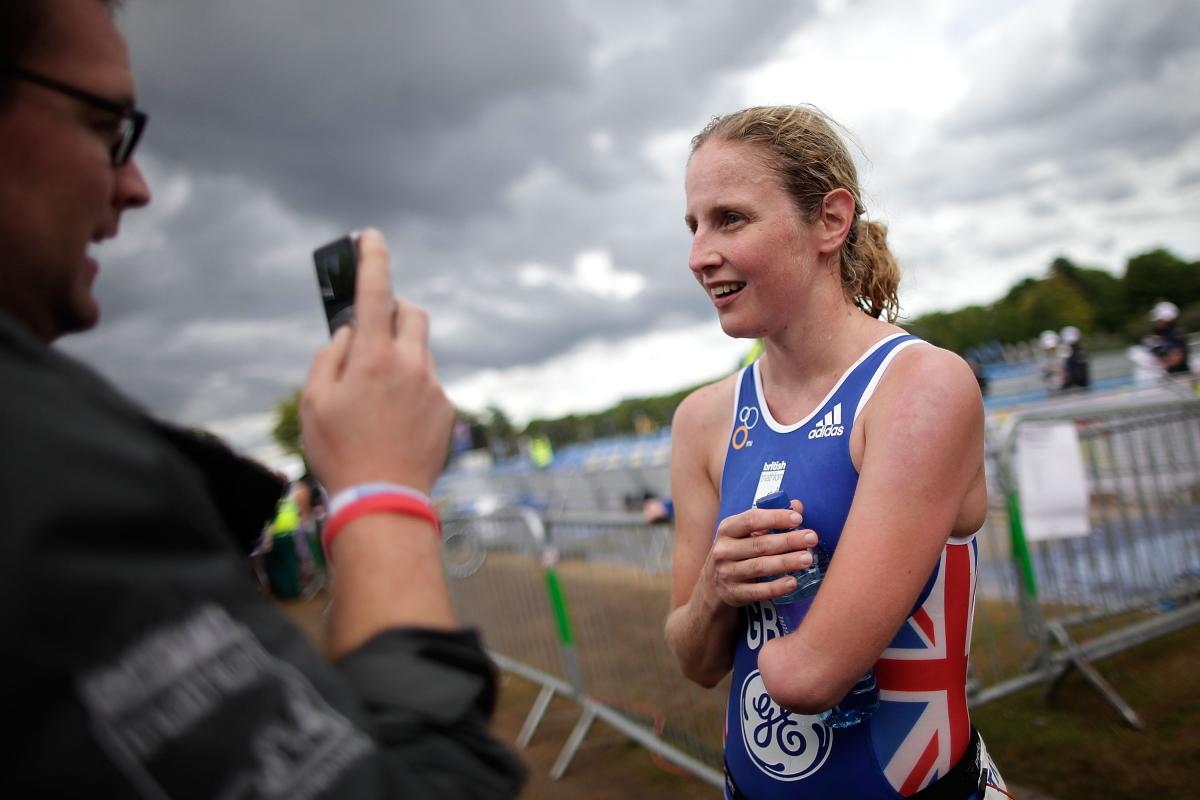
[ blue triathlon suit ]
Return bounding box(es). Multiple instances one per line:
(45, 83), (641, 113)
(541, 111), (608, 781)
(718, 333), (992, 799)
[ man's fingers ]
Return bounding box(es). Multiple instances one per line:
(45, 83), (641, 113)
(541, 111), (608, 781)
(392, 298), (430, 350)
(307, 324), (353, 388)
(351, 228), (394, 339)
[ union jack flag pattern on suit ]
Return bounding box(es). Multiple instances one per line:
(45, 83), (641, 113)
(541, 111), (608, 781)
(873, 540), (976, 794)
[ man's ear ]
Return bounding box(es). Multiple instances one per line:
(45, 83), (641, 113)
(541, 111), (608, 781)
(815, 188), (855, 255)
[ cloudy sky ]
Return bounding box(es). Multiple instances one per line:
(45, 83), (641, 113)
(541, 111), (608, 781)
(63, 0), (1200, 465)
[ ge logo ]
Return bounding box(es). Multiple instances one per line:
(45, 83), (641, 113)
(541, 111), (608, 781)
(739, 671), (832, 781)
(732, 406), (759, 450)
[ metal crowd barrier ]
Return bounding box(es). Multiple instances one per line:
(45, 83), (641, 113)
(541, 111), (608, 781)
(442, 508), (724, 786)
(441, 391), (1200, 784)
(981, 392), (1200, 726)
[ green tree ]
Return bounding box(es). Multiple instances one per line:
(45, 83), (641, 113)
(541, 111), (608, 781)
(1019, 274), (1093, 334)
(272, 388), (302, 456)
(483, 405), (518, 457)
(1052, 257), (1124, 333)
(1123, 249), (1200, 317)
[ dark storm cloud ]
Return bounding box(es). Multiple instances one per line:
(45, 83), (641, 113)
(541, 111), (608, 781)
(62, 0), (814, 425)
(1177, 168), (1200, 190)
(911, 0), (1200, 209)
(431, 275), (710, 375)
(947, 0), (1198, 142)
(1025, 199), (1060, 218)
(58, 0), (1195, 433)
(121, 0), (592, 224)
(122, 0), (812, 226)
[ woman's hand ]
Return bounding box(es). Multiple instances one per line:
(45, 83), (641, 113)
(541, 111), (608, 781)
(703, 500), (819, 607)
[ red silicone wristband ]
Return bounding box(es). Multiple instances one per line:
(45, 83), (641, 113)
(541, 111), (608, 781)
(321, 492), (442, 557)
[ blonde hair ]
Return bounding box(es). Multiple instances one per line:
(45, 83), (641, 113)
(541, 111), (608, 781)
(691, 105), (901, 322)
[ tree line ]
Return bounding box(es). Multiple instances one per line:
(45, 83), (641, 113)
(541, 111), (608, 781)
(274, 247), (1197, 458)
(906, 248), (1199, 358)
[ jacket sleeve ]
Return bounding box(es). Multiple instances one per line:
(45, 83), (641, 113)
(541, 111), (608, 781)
(331, 627), (528, 798)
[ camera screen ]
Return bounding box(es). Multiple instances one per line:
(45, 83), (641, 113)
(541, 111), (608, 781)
(313, 236), (357, 333)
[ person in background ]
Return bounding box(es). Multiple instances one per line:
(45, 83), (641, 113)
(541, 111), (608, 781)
(0, 1), (524, 795)
(1147, 300), (1190, 375)
(642, 492), (675, 524)
(664, 105), (1005, 799)
(1059, 325), (1090, 391)
(1038, 329), (1061, 391)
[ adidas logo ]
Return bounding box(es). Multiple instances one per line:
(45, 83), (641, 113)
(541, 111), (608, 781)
(808, 403), (845, 440)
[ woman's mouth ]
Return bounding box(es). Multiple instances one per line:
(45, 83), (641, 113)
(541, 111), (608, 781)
(710, 281), (746, 301)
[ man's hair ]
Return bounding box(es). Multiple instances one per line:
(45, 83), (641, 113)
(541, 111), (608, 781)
(1, 1), (122, 102)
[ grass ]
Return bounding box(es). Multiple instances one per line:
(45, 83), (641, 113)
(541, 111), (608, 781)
(971, 623), (1200, 799)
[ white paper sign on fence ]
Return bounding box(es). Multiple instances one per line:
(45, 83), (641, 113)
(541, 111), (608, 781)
(1014, 422), (1091, 541)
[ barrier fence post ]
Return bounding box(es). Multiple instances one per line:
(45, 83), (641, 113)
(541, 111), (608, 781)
(1005, 490), (1038, 601)
(999, 419), (1048, 663)
(1004, 488), (1046, 654)
(515, 507), (603, 778)
(541, 546), (582, 693)
(537, 533), (598, 780)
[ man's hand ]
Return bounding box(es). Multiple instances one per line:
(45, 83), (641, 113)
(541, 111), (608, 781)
(300, 229), (453, 496)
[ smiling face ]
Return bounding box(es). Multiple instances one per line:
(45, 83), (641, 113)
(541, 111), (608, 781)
(684, 138), (820, 340)
(0, 0), (151, 341)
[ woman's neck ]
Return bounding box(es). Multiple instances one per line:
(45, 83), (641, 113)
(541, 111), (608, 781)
(756, 298), (897, 425)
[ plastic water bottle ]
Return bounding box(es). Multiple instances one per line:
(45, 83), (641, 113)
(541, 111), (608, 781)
(820, 670), (880, 728)
(754, 490), (879, 728)
(753, 490), (823, 604)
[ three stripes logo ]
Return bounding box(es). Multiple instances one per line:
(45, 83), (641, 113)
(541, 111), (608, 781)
(808, 403), (845, 440)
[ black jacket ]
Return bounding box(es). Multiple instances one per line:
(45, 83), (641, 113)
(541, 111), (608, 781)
(0, 313), (525, 798)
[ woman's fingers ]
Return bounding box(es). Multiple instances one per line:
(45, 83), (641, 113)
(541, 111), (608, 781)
(716, 507), (804, 539)
(713, 528), (816, 563)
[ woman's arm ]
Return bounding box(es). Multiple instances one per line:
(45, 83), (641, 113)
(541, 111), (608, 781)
(664, 380), (817, 687)
(758, 346), (985, 713)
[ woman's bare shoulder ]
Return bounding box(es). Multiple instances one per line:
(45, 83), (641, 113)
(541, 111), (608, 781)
(888, 342), (981, 404)
(673, 371), (740, 437)
(858, 340), (984, 458)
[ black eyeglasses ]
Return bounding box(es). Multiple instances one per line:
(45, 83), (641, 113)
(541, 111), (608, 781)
(2, 63), (147, 166)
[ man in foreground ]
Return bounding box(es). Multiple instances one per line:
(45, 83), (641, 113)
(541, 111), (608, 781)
(0, 1), (524, 795)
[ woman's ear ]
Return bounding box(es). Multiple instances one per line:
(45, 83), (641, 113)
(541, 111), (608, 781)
(815, 188), (856, 255)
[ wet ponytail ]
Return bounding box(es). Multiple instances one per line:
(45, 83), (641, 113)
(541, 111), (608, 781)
(844, 219), (900, 321)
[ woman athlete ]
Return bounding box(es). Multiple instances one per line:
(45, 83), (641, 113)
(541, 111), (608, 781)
(664, 106), (1010, 799)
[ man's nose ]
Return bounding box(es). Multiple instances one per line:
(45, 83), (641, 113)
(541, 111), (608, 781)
(116, 158), (152, 210)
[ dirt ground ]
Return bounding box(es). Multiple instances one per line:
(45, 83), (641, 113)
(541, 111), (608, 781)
(490, 675), (717, 799)
(278, 554), (1069, 800)
(278, 591), (714, 798)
